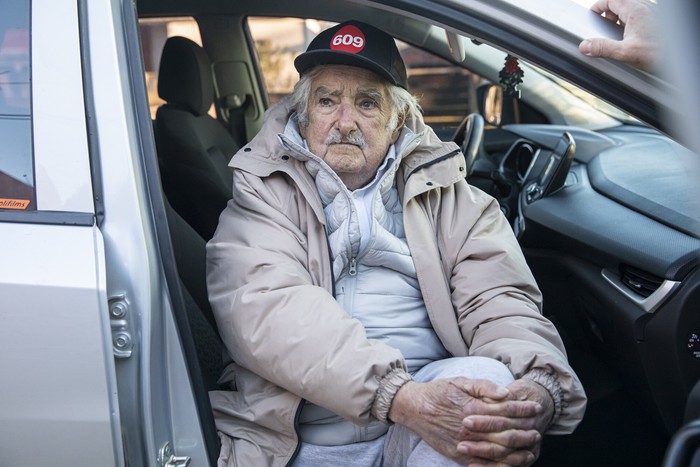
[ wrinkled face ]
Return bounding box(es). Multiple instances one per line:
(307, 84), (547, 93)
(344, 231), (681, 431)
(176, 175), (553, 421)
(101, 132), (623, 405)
(299, 65), (401, 190)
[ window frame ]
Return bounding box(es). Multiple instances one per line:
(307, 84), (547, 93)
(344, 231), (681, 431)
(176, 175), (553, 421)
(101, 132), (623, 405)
(0, 0), (95, 225)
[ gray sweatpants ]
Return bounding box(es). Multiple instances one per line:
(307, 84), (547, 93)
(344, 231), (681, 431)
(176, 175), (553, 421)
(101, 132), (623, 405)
(291, 356), (514, 466)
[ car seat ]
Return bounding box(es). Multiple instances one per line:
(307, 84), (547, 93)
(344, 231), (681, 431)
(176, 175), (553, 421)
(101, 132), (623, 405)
(164, 197), (225, 391)
(154, 36), (238, 240)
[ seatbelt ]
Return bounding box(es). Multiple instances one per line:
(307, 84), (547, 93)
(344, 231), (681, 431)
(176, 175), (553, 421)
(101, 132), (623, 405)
(220, 93), (251, 148)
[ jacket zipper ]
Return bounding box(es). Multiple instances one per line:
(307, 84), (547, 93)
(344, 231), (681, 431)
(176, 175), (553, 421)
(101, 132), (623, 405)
(348, 257), (357, 276)
(286, 225), (336, 467)
(284, 399), (305, 467)
(405, 148), (461, 179)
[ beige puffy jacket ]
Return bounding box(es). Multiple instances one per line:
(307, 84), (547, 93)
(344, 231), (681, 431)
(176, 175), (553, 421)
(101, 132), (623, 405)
(206, 99), (587, 467)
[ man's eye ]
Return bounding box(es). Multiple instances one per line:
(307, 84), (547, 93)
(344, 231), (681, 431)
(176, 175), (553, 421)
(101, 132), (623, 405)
(319, 98), (333, 106)
(360, 99), (377, 109)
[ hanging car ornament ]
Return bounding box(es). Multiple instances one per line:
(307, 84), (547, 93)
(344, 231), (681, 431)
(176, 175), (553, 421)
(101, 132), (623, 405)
(499, 54), (524, 98)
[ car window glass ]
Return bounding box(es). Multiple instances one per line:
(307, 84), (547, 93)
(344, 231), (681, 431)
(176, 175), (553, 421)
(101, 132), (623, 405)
(138, 17), (207, 119)
(0, 0), (34, 211)
(542, 68), (640, 124)
(247, 17), (489, 138)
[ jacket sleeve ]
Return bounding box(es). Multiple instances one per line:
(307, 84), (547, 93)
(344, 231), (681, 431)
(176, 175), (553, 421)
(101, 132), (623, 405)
(437, 181), (587, 434)
(206, 169), (407, 424)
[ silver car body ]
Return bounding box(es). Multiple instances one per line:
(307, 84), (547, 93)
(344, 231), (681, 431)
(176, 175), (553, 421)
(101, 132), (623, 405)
(0, 0), (697, 465)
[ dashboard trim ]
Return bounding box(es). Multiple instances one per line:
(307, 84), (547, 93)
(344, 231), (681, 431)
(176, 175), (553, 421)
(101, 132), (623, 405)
(601, 268), (681, 314)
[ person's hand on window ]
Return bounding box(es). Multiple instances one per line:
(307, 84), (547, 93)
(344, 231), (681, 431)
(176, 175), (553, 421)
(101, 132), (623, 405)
(579, 0), (658, 71)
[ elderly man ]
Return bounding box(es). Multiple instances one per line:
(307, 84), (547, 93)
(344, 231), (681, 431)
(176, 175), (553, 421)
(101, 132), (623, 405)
(207, 20), (586, 466)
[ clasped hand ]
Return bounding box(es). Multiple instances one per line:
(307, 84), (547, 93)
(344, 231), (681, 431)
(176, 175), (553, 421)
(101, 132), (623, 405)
(389, 377), (554, 466)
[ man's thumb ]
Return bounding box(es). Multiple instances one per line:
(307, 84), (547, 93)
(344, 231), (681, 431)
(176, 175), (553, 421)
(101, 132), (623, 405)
(579, 38), (622, 60)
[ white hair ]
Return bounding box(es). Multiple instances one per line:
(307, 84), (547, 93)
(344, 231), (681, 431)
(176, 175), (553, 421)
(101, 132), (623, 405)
(288, 66), (422, 132)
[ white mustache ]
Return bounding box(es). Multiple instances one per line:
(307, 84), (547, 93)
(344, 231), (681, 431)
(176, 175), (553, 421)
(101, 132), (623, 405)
(325, 131), (366, 148)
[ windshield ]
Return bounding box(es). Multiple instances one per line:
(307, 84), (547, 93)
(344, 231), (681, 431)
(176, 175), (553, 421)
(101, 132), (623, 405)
(425, 0), (641, 129)
(448, 29), (623, 130)
(540, 69), (642, 125)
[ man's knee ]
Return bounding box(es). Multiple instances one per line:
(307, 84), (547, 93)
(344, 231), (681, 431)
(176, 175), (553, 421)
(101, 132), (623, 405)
(413, 356), (514, 386)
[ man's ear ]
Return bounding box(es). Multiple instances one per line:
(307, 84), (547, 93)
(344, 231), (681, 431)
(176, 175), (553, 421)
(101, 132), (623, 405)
(296, 114), (308, 139)
(391, 112), (406, 143)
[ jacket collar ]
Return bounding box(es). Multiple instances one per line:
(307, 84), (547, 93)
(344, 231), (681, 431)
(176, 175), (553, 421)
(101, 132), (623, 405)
(231, 96), (464, 196)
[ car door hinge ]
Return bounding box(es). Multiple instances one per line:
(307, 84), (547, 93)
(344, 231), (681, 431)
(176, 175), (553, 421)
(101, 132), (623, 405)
(158, 442), (191, 467)
(109, 295), (133, 358)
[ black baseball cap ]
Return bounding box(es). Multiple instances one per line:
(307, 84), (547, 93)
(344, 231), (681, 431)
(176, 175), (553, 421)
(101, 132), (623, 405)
(294, 20), (408, 90)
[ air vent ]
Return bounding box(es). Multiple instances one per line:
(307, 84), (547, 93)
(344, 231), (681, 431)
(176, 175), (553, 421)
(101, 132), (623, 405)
(619, 265), (663, 298)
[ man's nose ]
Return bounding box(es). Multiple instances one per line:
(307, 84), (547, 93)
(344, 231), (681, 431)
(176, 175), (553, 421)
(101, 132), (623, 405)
(335, 103), (358, 133)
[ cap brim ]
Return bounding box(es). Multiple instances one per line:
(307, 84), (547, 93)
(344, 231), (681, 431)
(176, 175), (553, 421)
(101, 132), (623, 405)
(294, 50), (400, 87)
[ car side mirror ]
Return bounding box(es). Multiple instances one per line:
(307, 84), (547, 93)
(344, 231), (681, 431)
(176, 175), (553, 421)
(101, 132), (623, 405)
(477, 84), (503, 127)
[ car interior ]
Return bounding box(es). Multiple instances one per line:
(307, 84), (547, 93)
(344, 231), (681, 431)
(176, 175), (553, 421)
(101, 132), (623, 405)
(132, 1), (700, 465)
(155, 35), (240, 241)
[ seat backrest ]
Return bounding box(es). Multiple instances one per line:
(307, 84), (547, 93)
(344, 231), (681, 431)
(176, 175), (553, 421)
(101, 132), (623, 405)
(164, 197), (224, 391)
(155, 36), (238, 240)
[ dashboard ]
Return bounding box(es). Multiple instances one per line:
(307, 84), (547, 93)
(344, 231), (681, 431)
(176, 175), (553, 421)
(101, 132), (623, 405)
(494, 124), (699, 280)
(471, 123), (700, 434)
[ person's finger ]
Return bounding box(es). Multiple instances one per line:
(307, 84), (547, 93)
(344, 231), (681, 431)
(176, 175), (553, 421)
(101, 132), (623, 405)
(466, 454), (538, 467)
(456, 378), (510, 401)
(457, 397), (541, 422)
(579, 37), (626, 61)
(590, 0), (612, 15)
(473, 399), (542, 420)
(461, 424), (541, 448)
(466, 462), (524, 467)
(463, 414), (538, 432)
(457, 440), (537, 466)
(604, 10), (621, 24)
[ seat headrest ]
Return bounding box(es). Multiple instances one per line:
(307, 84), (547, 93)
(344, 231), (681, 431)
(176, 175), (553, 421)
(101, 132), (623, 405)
(157, 36), (214, 116)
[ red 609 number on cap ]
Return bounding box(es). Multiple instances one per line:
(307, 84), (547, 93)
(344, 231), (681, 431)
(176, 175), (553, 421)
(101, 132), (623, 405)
(330, 25), (366, 53)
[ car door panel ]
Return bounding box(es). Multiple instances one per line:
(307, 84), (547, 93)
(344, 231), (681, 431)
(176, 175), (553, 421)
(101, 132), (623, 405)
(0, 222), (122, 466)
